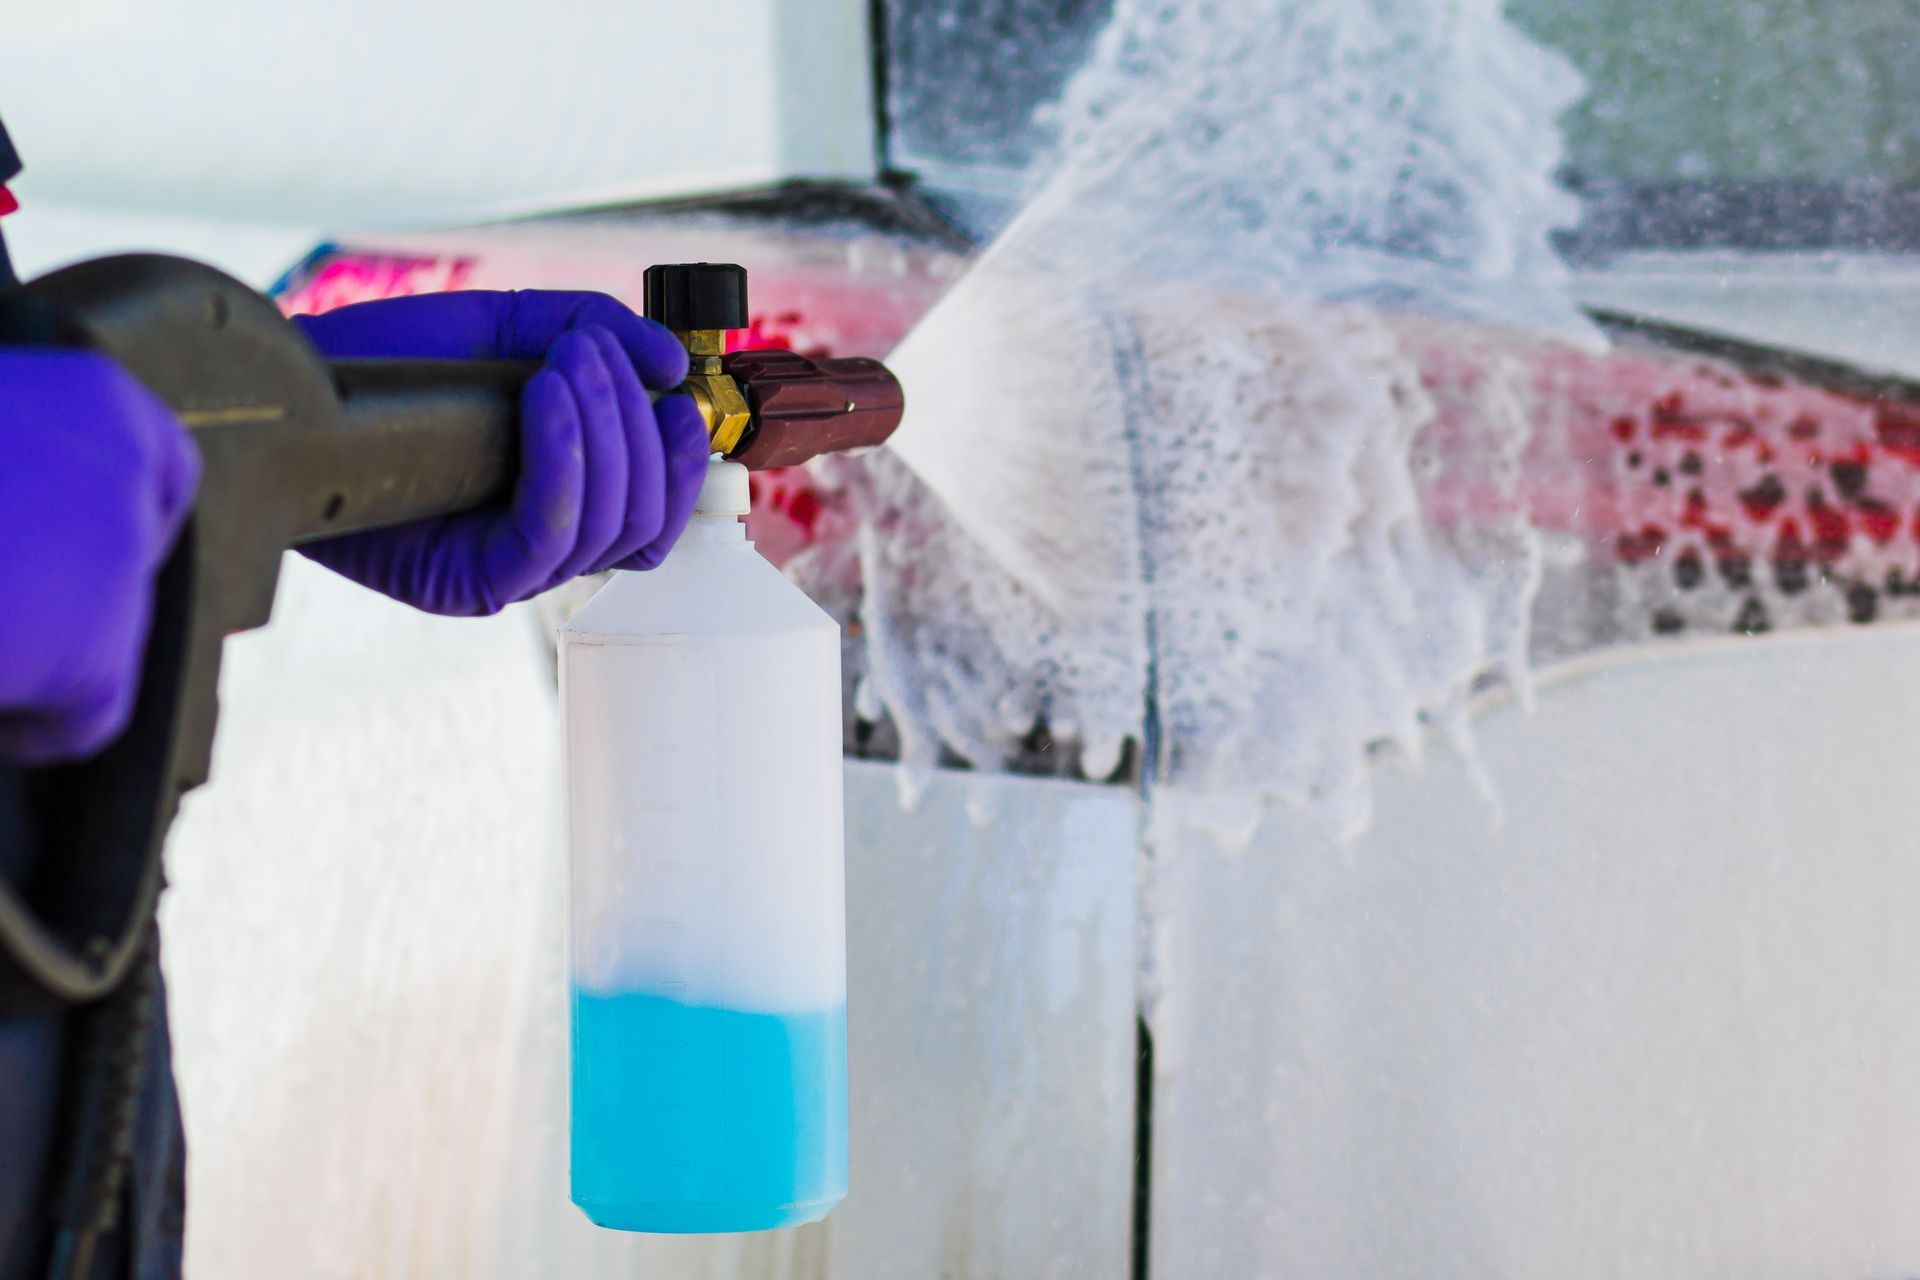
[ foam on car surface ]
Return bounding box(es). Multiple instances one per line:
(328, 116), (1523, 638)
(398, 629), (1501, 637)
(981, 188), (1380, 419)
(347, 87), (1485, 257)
(850, 0), (1593, 838)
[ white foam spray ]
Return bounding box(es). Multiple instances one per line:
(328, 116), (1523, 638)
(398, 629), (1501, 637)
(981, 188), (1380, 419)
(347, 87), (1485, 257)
(841, 0), (1595, 838)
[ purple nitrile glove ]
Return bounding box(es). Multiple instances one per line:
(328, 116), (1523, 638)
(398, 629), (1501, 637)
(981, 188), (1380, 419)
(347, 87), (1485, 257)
(0, 348), (200, 766)
(293, 290), (710, 616)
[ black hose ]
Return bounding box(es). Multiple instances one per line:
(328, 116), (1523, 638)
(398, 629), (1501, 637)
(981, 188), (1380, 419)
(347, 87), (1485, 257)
(43, 924), (159, 1280)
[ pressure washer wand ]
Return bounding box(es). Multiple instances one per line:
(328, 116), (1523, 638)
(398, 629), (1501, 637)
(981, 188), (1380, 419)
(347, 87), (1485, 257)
(0, 253), (901, 1276)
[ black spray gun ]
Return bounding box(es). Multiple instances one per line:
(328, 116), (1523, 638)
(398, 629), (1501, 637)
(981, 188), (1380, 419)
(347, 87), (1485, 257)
(0, 240), (902, 1274)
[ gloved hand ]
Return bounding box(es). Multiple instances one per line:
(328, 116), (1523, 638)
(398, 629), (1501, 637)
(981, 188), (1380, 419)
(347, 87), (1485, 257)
(0, 348), (199, 765)
(294, 290), (710, 616)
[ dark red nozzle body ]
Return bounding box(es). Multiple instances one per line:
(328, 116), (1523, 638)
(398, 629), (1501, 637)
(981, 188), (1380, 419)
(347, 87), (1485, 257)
(725, 349), (906, 470)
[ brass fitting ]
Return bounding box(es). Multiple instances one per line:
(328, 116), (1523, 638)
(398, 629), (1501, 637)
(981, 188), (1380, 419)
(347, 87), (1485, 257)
(676, 329), (751, 455)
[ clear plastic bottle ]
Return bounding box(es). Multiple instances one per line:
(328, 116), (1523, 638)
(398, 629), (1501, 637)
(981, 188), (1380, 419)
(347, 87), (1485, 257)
(560, 459), (847, 1233)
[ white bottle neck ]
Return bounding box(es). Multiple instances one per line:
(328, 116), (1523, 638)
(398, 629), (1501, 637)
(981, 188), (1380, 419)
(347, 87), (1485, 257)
(678, 513), (749, 546)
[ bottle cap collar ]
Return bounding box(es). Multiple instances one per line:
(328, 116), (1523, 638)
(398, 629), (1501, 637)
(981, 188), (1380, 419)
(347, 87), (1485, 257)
(694, 458), (750, 516)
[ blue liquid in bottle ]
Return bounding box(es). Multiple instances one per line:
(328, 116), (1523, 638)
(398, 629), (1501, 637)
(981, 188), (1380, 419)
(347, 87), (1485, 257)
(571, 988), (848, 1233)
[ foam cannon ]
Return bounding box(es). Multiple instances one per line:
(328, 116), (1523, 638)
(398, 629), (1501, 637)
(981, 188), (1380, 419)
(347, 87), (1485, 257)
(641, 261), (902, 467)
(0, 254), (902, 1270)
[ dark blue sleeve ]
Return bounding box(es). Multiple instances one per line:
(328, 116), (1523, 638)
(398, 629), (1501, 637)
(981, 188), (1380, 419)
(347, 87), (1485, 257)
(0, 113), (19, 185)
(0, 980), (185, 1280)
(0, 772), (182, 1279)
(0, 725), (64, 1276)
(0, 111), (19, 285)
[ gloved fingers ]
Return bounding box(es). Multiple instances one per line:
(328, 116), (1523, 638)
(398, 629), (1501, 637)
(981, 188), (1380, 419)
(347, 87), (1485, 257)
(0, 351), (192, 764)
(291, 291), (688, 393)
(497, 292), (689, 392)
(577, 326), (668, 572)
(284, 289), (703, 619)
(292, 293), (509, 360)
(486, 366), (589, 608)
(540, 329), (631, 588)
(614, 393), (711, 571)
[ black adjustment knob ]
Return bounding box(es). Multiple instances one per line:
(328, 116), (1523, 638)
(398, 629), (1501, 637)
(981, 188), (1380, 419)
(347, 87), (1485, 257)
(642, 262), (748, 331)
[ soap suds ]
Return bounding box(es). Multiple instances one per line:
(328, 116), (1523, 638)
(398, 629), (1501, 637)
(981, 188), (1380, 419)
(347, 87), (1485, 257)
(837, 0), (1595, 837)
